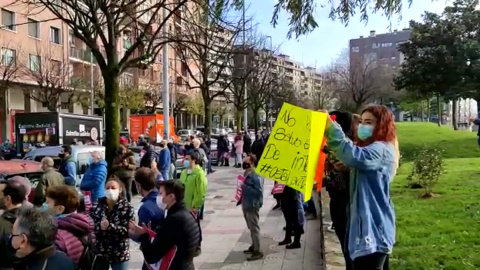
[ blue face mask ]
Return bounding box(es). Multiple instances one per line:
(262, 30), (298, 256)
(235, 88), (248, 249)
(88, 157), (94, 164)
(40, 203), (49, 212)
(357, 124), (374, 141)
(183, 160), (190, 168)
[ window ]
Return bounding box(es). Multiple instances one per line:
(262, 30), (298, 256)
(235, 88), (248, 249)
(29, 54), (41, 72)
(1, 48), (16, 66)
(381, 42), (393, 48)
(351, 46), (360, 52)
(123, 73), (133, 87)
(51, 60), (62, 76)
(372, 43), (378, 49)
(50, 26), (61, 44)
(1, 9), (15, 31)
(28, 18), (39, 38)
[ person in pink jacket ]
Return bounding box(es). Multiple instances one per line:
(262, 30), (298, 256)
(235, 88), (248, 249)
(44, 185), (94, 265)
(234, 135), (244, 168)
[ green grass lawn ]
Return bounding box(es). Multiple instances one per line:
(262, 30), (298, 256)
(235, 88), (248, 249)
(396, 122), (480, 161)
(391, 123), (480, 269)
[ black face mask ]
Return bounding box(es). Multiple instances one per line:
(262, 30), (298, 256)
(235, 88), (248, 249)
(58, 153), (65, 159)
(8, 235), (20, 255)
(242, 162), (251, 170)
(159, 144), (165, 148)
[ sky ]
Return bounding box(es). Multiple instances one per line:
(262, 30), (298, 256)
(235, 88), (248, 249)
(246, 0), (453, 68)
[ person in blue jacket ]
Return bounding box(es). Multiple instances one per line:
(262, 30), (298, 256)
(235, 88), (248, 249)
(80, 151), (107, 203)
(324, 105), (399, 270)
(156, 140), (171, 180)
(134, 167), (164, 231)
(58, 145), (77, 186)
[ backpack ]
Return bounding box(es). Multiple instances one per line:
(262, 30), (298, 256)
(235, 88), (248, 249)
(193, 149), (206, 169)
(76, 235), (107, 270)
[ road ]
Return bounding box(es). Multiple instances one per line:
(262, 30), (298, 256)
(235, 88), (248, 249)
(128, 166), (322, 270)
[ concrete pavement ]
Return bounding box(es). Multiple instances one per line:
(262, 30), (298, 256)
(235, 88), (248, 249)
(128, 166), (323, 270)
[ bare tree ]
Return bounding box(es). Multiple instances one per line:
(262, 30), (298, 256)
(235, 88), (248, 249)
(22, 47), (83, 112)
(15, 0), (189, 165)
(308, 72), (336, 110)
(330, 50), (386, 112)
(174, 1), (244, 138)
(247, 47), (277, 134)
(0, 41), (22, 141)
(141, 83), (163, 114)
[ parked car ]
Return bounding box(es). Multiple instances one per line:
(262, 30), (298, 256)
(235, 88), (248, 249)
(177, 129), (195, 136)
(0, 159), (45, 202)
(23, 145), (106, 188)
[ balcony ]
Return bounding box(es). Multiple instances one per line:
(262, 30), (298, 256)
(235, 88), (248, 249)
(70, 47), (96, 64)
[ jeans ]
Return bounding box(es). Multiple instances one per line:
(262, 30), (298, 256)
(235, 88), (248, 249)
(352, 252), (388, 270)
(236, 153), (242, 165)
(170, 163), (176, 180)
(243, 208), (261, 252)
(161, 170), (169, 181)
(120, 177), (133, 202)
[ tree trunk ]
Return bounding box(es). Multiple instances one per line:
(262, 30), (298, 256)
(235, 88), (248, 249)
(264, 105), (270, 132)
(103, 72), (120, 173)
(436, 93), (441, 127)
(426, 98), (431, 122)
(252, 108), (259, 135)
(236, 108), (242, 133)
(420, 102), (425, 122)
(0, 88), (8, 142)
(203, 99), (212, 139)
(452, 98), (458, 130)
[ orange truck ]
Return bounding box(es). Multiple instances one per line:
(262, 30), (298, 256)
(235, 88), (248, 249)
(130, 114), (179, 143)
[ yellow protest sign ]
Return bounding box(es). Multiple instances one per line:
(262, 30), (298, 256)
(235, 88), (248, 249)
(257, 103), (327, 201)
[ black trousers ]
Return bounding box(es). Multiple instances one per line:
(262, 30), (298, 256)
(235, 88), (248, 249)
(280, 199), (304, 236)
(352, 252), (389, 270)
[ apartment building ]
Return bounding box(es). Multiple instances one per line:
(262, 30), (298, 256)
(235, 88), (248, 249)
(0, 1), (188, 141)
(234, 49), (323, 97)
(349, 29), (411, 70)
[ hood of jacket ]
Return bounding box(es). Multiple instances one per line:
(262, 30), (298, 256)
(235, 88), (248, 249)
(1, 207), (19, 224)
(57, 213), (94, 237)
(184, 165), (204, 176)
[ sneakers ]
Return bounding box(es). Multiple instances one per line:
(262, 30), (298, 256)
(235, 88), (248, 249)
(247, 251), (264, 261)
(243, 246), (254, 254)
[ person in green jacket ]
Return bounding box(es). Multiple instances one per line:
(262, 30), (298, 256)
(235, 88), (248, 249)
(34, 157), (65, 206)
(179, 152), (207, 257)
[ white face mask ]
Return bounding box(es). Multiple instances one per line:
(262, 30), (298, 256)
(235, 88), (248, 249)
(105, 189), (119, 201)
(156, 195), (167, 210)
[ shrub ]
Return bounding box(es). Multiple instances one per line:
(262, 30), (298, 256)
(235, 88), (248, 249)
(406, 148), (444, 198)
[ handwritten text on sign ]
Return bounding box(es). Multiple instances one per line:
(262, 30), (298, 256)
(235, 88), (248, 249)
(257, 103), (327, 201)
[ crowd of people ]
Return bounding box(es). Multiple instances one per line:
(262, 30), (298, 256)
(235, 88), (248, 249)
(0, 104), (398, 270)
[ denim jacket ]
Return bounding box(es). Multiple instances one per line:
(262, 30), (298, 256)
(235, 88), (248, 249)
(326, 122), (396, 260)
(241, 170), (263, 210)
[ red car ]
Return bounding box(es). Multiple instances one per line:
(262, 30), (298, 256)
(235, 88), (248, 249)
(0, 160), (44, 202)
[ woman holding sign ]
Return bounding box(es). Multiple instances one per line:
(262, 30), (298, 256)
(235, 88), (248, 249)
(324, 105), (398, 270)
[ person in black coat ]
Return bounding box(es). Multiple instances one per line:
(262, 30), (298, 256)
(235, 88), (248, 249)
(129, 180), (199, 270)
(250, 135), (265, 166)
(278, 186), (304, 249)
(10, 208), (75, 270)
(217, 135), (229, 166)
(243, 132), (252, 154)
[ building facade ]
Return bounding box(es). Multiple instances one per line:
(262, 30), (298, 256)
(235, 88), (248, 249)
(0, 0), (190, 142)
(349, 29), (411, 70)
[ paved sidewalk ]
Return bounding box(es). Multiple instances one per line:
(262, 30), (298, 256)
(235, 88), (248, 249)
(128, 166), (323, 270)
(322, 192), (346, 270)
